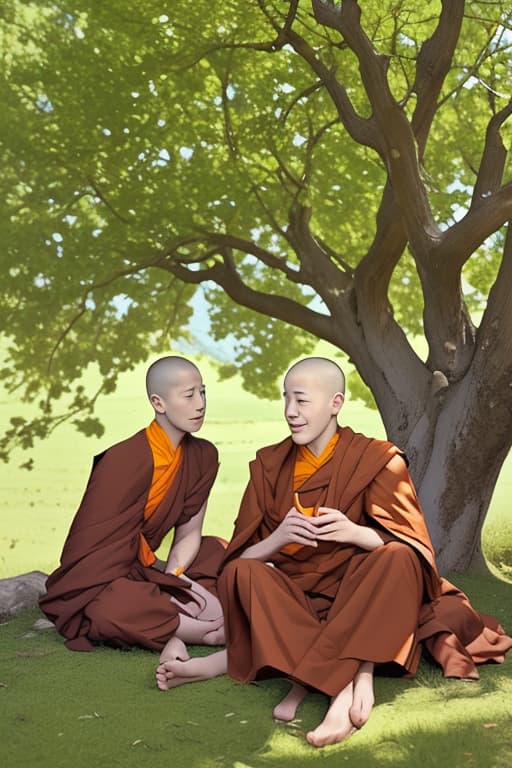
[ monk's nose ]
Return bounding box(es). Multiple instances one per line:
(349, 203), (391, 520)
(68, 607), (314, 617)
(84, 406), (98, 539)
(195, 394), (205, 410)
(285, 403), (298, 419)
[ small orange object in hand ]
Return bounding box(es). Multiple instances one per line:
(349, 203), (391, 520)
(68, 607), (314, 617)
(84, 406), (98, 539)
(282, 492), (322, 555)
(293, 491), (320, 517)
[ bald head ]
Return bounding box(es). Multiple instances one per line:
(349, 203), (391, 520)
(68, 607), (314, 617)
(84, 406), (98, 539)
(146, 356), (201, 399)
(283, 358), (345, 454)
(284, 357), (345, 397)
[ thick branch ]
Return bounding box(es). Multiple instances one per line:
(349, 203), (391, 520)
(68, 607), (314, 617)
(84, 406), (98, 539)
(164, 250), (340, 345)
(312, 0), (439, 257)
(354, 181), (407, 313)
(476, 222), (512, 376)
(411, 0), (465, 156)
(285, 27), (380, 150)
(432, 183), (512, 271)
(206, 232), (302, 282)
(472, 100), (512, 205)
(286, 204), (353, 298)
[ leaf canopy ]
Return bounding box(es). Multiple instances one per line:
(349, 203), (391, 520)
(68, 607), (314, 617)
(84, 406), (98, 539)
(1, 0), (511, 453)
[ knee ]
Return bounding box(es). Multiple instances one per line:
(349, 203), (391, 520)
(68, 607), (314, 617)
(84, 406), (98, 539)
(83, 578), (129, 626)
(383, 540), (413, 556)
(218, 558), (270, 595)
(382, 540), (420, 569)
(220, 557), (261, 581)
(380, 541), (418, 564)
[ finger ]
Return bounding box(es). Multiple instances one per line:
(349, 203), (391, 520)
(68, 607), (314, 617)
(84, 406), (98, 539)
(316, 507), (346, 519)
(290, 524), (317, 539)
(290, 537), (318, 547)
(308, 513), (339, 526)
(313, 523), (340, 534)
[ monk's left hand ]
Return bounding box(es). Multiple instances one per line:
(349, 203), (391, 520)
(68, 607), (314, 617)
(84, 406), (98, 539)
(311, 508), (385, 550)
(309, 507), (359, 544)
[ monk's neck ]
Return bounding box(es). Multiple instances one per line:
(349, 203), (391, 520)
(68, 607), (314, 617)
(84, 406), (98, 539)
(154, 414), (184, 449)
(304, 422), (339, 457)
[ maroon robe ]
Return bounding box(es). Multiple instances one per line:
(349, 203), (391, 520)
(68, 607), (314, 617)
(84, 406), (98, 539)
(39, 429), (224, 651)
(218, 427), (512, 695)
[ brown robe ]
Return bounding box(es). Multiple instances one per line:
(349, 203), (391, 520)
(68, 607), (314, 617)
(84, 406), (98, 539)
(39, 429), (224, 651)
(218, 427), (512, 696)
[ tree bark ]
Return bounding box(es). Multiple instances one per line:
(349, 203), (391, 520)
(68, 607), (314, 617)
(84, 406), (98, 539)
(415, 375), (512, 573)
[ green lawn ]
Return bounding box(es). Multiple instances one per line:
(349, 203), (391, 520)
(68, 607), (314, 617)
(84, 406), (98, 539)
(1, 572), (511, 768)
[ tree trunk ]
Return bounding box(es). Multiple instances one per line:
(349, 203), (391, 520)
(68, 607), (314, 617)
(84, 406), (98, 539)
(393, 372), (512, 573)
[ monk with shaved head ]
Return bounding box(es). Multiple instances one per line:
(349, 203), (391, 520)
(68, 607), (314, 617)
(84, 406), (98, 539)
(156, 356), (511, 748)
(40, 356), (226, 658)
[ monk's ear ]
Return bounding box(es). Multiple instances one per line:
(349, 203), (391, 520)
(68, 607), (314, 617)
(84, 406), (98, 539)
(149, 393), (165, 413)
(332, 392), (344, 414)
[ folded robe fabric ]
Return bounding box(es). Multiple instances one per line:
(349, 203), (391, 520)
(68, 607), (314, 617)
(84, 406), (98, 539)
(138, 420), (184, 566)
(39, 425), (223, 651)
(218, 426), (512, 692)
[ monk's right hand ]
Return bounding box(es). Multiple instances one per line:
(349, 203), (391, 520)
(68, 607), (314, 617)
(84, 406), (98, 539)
(271, 508), (319, 550)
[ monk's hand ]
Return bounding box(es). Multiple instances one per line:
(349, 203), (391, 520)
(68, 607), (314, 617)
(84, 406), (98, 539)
(311, 508), (385, 550)
(310, 507), (359, 544)
(271, 507), (319, 550)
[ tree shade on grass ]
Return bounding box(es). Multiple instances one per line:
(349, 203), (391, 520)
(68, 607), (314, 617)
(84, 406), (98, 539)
(1, 572), (511, 768)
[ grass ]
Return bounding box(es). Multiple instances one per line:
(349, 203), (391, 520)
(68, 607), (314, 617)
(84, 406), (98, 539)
(1, 350), (511, 766)
(1, 571), (511, 768)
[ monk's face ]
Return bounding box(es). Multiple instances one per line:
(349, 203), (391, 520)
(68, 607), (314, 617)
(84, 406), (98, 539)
(283, 368), (343, 456)
(152, 366), (206, 441)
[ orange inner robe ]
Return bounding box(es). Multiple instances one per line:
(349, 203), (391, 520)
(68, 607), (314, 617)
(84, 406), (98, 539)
(138, 420), (182, 566)
(282, 432), (339, 555)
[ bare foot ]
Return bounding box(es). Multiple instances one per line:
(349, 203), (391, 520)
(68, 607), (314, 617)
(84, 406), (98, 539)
(156, 649), (227, 691)
(159, 636), (190, 665)
(349, 661), (374, 729)
(156, 637), (190, 688)
(306, 681), (357, 748)
(273, 682), (308, 721)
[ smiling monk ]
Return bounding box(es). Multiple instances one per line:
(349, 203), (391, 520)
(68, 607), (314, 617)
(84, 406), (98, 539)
(40, 356), (225, 657)
(156, 356), (512, 749)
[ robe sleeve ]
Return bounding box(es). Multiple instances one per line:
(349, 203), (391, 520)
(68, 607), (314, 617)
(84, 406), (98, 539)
(364, 454), (440, 599)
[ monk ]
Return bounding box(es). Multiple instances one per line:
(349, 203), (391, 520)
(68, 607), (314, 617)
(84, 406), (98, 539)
(155, 357), (512, 748)
(40, 356), (226, 661)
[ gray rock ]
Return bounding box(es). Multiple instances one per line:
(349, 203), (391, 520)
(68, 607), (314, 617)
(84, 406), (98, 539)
(0, 571), (48, 619)
(32, 617), (55, 631)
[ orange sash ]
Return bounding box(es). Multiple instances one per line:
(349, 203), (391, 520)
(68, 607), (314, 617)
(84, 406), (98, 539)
(283, 433), (340, 555)
(138, 420), (183, 566)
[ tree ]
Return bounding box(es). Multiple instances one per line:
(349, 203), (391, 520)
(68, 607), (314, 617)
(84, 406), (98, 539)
(1, 0), (511, 571)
